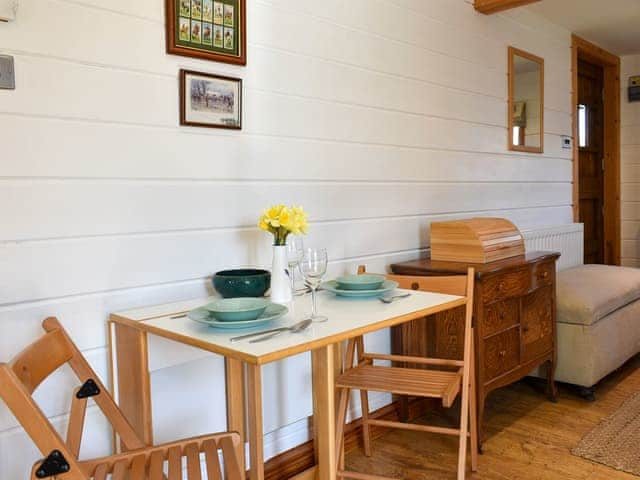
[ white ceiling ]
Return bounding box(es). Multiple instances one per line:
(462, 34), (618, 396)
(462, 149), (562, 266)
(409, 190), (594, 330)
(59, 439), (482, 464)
(528, 0), (640, 56)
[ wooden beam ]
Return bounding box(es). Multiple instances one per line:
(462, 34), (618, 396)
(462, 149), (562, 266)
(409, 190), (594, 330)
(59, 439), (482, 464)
(474, 0), (541, 14)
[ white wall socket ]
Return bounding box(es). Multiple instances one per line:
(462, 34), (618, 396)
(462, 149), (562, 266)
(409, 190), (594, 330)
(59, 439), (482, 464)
(0, 0), (18, 22)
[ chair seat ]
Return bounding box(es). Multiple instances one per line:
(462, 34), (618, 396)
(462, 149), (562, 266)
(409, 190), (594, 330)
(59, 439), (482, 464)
(77, 432), (242, 480)
(336, 364), (462, 407)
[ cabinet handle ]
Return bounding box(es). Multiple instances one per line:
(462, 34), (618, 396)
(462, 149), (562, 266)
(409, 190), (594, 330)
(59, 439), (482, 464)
(499, 350), (507, 358)
(540, 271), (549, 279)
(411, 282), (419, 290)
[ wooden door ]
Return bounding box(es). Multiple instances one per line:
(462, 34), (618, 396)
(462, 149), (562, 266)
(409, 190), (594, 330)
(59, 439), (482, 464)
(578, 59), (605, 264)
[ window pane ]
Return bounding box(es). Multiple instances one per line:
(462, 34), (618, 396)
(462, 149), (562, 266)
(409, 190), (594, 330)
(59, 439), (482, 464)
(578, 104), (588, 147)
(513, 126), (521, 146)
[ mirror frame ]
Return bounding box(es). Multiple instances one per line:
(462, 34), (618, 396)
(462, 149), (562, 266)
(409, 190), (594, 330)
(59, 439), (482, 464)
(508, 46), (544, 153)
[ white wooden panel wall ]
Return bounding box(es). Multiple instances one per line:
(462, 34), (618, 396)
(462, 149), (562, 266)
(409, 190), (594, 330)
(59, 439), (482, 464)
(0, 0), (573, 477)
(622, 55), (640, 267)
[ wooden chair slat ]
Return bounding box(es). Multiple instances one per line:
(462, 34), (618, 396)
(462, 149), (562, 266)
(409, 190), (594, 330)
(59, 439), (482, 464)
(111, 459), (128, 480)
(343, 266), (477, 480)
(148, 450), (165, 480)
(129, 454), (147, 480)
(168, 445), (183, 480)
(0, 318), (253, 480)
(219, 435), (243, 480)
(185, 442), (202, 480)
(66, 393), (88, 458)
(202, 439), (222, 480)
(92, 463), (109, 480)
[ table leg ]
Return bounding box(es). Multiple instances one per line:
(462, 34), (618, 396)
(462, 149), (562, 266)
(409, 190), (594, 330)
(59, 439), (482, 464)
(312, 344), (336, 480)
(111, 321), (153, 449)
(225, 358), (246, 474)
(246, 363), (264, 480)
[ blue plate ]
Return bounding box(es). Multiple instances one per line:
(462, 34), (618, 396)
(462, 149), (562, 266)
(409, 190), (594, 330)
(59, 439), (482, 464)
(321, 280), (399, 298)
(188, 303), (288, 329)
(335, 274), (386, 291)
(203, 297), (270, 321)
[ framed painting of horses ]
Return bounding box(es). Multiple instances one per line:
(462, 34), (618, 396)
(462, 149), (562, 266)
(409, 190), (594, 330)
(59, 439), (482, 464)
(180, 69), (242, 129)
(167, 0), (247, 65)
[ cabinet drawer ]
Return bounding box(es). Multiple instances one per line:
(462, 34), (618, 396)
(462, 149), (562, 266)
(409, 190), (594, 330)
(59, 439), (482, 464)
(522, 286), (554, 362)
(482, 268), (530, 303)
(481, 299), (519, 337)
(532, 261), (554, 290)
(483, 327), (520, 381)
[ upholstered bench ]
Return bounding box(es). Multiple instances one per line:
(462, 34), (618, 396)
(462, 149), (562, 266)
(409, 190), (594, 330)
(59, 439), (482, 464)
(553, 264), (640, 399)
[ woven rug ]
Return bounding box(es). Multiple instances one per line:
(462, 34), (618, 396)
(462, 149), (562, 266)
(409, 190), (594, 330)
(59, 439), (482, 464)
(572, 392), (640, 476)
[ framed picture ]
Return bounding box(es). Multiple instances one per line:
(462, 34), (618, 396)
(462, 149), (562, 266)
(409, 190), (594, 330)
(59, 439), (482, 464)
(180, 69), (242, 129)
(166, 0), (246, 65)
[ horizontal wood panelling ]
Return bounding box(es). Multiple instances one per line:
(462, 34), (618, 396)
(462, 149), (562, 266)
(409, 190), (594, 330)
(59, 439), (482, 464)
(622, 221), (640, 240)
(0, 180), (571, 240)
(622, 126), (640, 146)
(0, 206), (572, 304)
(0, 115), (572, 180)
(0, 0), (574, 477)
(621, 55), (640, 266)
(394, 0), (570, 53)
(0, 56), (571, 159)
(622, 164), (640, 183)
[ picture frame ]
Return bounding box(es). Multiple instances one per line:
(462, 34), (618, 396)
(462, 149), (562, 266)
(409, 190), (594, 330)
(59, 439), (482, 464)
(180, 69), (242, 129)
(166, 0), (246, 65)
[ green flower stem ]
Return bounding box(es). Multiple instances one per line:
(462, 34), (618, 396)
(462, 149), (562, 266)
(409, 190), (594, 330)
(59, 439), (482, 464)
(273, 227), (290, 246)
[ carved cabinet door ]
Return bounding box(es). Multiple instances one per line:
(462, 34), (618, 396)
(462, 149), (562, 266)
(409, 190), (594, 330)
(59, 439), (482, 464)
(521, 286), (554, 362)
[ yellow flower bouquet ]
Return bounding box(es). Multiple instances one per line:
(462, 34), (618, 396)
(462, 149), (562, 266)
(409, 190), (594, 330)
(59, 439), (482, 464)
(259, 204), (308, 245)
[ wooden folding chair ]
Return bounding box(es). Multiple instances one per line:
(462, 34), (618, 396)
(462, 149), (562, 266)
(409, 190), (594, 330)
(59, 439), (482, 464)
(335, 266), (478, 480)
(0, 317), (243, 480)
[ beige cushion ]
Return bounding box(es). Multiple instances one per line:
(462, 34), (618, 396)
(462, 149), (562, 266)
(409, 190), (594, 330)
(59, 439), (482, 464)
(557, 264), (640, 326)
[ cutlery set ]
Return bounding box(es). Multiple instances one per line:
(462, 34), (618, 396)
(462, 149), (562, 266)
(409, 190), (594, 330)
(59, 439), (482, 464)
(174, 275), (412, 342)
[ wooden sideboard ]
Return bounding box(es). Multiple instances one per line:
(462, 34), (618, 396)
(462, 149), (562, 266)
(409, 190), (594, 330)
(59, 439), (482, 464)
(391, 251), (560, 447)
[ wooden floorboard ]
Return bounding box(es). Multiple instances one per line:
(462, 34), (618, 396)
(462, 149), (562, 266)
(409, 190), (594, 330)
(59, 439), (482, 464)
(345, 356), (640, 479)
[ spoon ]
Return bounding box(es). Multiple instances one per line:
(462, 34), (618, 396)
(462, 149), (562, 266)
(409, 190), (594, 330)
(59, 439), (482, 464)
(379, 293), (412, 304)
(249, 319), (313, 343)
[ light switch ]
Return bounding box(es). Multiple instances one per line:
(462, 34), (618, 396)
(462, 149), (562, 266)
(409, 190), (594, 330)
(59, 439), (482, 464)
(0, 55), (15, 89)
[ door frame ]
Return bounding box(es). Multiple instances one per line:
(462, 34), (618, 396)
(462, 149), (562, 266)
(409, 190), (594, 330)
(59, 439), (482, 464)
(571, 34), (621, 265)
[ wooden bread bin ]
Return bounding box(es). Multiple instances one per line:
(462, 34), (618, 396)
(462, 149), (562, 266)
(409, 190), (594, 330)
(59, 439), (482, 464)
(430, 217), (524, 263)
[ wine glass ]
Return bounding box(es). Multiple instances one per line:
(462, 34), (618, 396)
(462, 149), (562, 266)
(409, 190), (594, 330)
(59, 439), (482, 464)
(286, 236), (304, 295)
(300, 248), (328, 322)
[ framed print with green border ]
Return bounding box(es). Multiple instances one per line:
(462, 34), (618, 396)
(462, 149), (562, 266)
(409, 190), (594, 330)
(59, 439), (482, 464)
(166, 0), (246, 65)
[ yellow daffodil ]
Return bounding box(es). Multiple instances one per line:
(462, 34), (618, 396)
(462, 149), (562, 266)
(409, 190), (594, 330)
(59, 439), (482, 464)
(258, 204), (308, 245)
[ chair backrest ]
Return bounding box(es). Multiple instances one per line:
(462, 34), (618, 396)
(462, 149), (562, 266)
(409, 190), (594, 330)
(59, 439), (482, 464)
(0, 317), (146, 479)
(357, 265), (471, 297)
(357, 264), (475, 365)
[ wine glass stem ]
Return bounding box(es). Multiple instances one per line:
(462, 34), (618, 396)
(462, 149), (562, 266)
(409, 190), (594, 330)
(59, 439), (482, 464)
(289, 268), (296, 292)
(311, 287), (318, 317)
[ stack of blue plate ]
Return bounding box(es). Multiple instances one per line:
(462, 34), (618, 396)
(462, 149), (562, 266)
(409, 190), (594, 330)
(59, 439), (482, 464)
(188, 298), (288, 329)
(321, 274), (399, 298)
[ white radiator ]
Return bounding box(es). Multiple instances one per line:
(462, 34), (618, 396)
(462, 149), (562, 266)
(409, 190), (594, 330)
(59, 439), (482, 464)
(521, 224), (584, 271)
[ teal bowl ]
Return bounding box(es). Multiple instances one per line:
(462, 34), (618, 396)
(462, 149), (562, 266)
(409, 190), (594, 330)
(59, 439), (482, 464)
(204, 298), (270, 322)
(213, 269), (271, 298)
(335, 274), (386, 291)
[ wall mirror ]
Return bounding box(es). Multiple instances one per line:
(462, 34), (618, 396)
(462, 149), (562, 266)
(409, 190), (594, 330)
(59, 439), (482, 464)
(508, 47), (544, 153)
